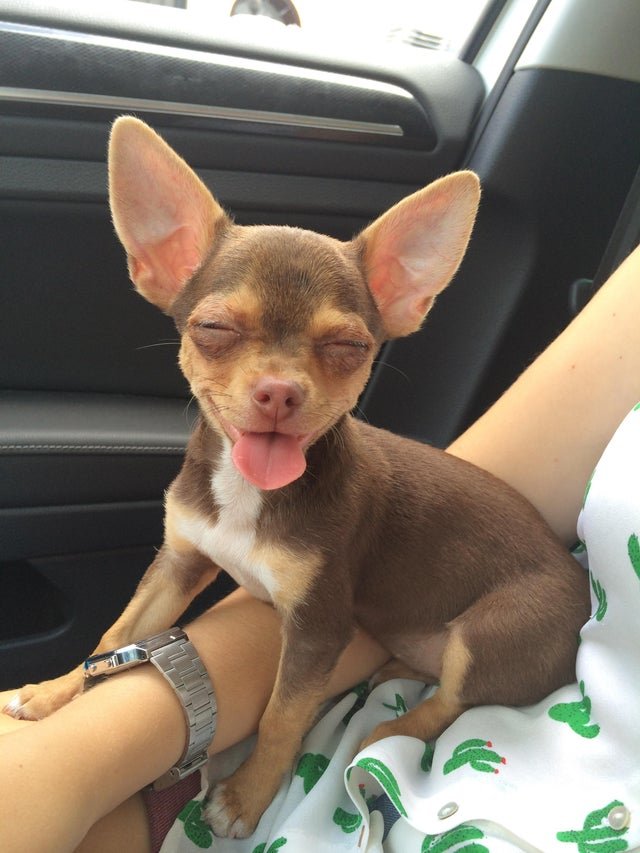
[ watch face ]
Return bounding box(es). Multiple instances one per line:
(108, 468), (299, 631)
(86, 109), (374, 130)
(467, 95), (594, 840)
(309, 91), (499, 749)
(84, 643), (148, 677)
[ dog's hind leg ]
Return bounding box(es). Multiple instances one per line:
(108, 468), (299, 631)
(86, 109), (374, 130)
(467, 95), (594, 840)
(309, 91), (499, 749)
(358, 628), (470, 750)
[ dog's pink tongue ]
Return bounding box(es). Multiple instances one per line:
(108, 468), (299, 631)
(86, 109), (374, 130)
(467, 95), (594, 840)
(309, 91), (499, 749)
(232, 432), (306, 490)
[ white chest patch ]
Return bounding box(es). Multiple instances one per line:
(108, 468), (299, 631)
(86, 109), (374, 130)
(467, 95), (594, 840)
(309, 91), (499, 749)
(174, 446), (280, 602)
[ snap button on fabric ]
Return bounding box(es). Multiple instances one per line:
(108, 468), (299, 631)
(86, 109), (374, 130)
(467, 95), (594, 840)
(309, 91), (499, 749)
(608, 804), (631, 830)
(438, 802), (459, 820)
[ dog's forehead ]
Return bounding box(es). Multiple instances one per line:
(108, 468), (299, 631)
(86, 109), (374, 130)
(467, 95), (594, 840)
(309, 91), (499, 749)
(174, 224), (378, 333)
(228, 226), (363, 304)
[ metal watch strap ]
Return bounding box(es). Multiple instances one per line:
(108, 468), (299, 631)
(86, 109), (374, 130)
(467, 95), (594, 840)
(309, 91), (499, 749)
(147, 629), (217, 791)
(84, 627), (217, 791)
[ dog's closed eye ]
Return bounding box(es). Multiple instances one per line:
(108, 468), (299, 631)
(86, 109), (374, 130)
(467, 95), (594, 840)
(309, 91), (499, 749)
(318, 338), (371, 374)
(190, 322), (242, 357)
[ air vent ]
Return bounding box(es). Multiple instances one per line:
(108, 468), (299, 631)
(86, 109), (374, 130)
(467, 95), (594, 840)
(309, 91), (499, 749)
(387, 27), (447, 51)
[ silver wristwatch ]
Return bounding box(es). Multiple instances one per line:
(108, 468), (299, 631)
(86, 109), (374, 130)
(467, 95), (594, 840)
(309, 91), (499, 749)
(84, 627), (217, 790)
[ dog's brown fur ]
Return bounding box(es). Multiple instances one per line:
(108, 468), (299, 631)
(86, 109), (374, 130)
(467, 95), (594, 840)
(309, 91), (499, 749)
(8, 118), (590, 838)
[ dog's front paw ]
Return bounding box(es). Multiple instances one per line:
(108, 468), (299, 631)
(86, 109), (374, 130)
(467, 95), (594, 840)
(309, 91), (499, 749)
(2, 670), (84, 720)
(203, 756), (282, 840)
(203, 778), (263, 839)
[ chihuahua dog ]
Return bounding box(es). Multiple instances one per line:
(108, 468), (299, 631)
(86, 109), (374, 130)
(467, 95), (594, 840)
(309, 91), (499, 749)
(6, 117), (590, 837)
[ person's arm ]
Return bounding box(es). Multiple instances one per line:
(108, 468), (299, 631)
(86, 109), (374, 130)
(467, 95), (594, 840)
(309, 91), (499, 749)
(449, 244), (640, 545)
(0, 588), (389, 853)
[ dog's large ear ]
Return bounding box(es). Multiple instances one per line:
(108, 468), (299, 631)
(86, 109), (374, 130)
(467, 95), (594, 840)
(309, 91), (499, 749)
(108, 116), (227, 312)
(360, 171), (480, 338)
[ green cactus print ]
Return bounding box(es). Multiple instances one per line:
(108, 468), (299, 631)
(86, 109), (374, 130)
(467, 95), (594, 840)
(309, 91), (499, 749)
(421, 740), (435, 772)
(382, 692), (408, 717)
(177, 800), (213, 849)
(355, 756), (408, 816)
(628, 533), (640, 581)
(443, 738), (506, 775)
(332, 782), (377, 834)
(342, 681), (370, 725)
(252, 838), (288, 853)
(295, 752), (329, 794)
(557, 800), (629, 852)
(422, 824), (489, 852)
(333, 805), (363, 834)
(590, 574), (608, 621)
(548, 680), (600, 738)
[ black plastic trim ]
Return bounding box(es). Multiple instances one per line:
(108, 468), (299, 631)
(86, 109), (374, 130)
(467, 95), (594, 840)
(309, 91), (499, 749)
(0, 1), (485, 179)
(460, 0), (510, 64)
(0, 391), (194, 454)
(0, 501), (164, 562)
(463, 0), (551, 161)
(0, 392), (191, 509)
(0, 22), (435, 149)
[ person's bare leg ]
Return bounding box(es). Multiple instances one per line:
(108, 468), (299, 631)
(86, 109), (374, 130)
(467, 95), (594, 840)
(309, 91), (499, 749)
(74, 794), (151, 853)
(1, 587), (388, 853)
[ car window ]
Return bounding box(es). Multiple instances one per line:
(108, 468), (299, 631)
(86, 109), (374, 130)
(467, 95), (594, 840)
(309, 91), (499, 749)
(108, 0), (492, 57)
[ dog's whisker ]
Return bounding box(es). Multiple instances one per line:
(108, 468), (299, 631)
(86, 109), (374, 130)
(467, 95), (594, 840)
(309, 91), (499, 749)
(183, 396), (199, 422)
(372, 359), (411, 383)
(352, 405), (370, 424)
(136, 340), (181, 351)
(324, 423), (345, 454)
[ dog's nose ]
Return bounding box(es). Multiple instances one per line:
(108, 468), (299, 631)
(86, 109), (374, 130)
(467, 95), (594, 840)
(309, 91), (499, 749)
(252, 377), (305, 421)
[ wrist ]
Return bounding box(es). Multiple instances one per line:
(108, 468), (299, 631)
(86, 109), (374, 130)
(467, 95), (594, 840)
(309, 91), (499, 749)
(84, 628), (217, 790)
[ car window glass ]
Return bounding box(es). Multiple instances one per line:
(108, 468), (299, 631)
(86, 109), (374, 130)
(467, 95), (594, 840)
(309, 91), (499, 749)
(114, 0), (491, 57)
